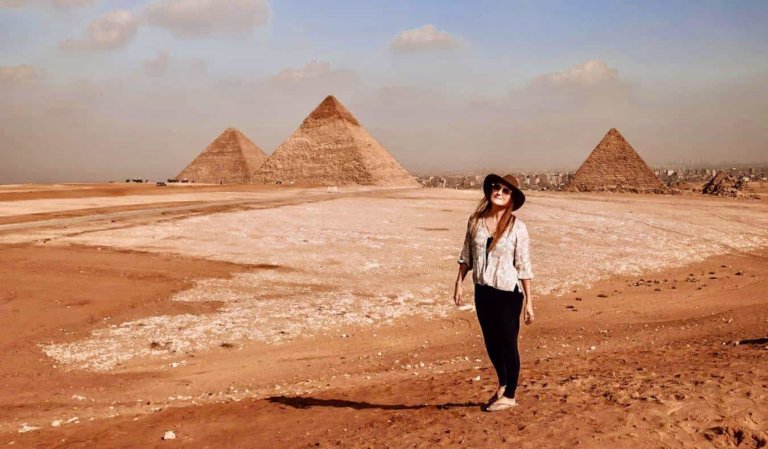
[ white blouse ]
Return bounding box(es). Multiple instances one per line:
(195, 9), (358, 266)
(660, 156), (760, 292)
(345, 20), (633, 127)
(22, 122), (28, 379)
(458, 216), (534, 295)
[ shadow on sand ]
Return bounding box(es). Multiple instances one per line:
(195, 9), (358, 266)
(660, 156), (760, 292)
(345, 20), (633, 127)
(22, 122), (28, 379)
(267, 396), (483, 411)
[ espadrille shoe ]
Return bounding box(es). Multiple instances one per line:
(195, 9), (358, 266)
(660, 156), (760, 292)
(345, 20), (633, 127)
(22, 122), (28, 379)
(486, 385), (506, 406)
(486, 396), (517, 412)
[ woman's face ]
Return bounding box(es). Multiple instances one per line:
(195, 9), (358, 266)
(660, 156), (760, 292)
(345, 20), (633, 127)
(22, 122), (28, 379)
(489, 182), (512, 208)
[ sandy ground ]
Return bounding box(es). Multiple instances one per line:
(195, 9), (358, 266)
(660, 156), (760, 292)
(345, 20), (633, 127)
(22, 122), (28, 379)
(0, 183), (350, 224)
(0, 185), (766, 448)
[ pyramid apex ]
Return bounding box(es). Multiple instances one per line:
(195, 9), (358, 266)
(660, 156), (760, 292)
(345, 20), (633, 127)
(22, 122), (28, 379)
(599, 128), (630, 146)
(303, 95), (360, 127)
(322, 94), (339, 103)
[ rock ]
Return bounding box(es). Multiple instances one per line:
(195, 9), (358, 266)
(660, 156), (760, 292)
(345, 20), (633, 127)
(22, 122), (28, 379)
(18, 424), (41, 434)
(162, 430), (176, 440)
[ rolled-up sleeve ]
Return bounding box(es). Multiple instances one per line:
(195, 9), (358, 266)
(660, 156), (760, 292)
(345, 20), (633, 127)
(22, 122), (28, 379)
(458, 217), (474, 270)
(514, 222), (534, 279)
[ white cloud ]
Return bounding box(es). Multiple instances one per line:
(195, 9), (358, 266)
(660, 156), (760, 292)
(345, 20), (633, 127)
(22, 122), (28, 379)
(269, 60), (359, 95)
(143, 51), (169, 76)
(0, 64), (43, 86)
(390, 24), (460, 53)
(273, 61), (336, 82)
(142, 51), (208, 77)
(53, 0), (96, 7)
(533, 60), (619, 88)
(146, 0), (270, 38)
(1, 0), (96, 7)
(60, 9), (139, 50)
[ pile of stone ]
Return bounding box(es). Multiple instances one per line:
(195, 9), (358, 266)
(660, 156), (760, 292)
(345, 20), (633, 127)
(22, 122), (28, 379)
(564, 128), (668, 193)
(702, 172), (756, 198)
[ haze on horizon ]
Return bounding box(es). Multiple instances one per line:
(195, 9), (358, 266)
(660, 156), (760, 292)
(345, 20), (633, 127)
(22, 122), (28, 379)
(1, 0), (767, 184)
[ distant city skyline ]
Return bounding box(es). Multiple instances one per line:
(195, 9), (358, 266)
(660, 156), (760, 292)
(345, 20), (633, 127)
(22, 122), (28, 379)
(1, 0), (767, 183)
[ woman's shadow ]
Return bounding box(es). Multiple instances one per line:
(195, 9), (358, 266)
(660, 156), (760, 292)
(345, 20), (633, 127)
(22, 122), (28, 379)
(267, 396), (483, 411)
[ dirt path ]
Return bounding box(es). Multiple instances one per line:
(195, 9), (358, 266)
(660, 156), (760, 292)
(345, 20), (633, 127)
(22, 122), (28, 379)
(0, 187), (417, 234)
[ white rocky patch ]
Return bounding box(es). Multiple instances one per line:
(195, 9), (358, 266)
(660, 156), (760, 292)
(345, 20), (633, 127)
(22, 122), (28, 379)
(38, 192), (768, 371)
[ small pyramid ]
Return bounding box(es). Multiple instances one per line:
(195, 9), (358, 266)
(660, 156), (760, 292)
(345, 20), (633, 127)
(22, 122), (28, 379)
(177, 128), (267, 184)
(565, 128), (667, 193)
(251, 95), (418, 187)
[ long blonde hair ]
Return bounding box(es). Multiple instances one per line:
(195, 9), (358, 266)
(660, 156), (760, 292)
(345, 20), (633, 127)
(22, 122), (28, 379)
(470, 194), (514, 253)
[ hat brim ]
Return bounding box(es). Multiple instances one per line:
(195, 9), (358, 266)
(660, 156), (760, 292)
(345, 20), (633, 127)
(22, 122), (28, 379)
(483, 174), (526, 211)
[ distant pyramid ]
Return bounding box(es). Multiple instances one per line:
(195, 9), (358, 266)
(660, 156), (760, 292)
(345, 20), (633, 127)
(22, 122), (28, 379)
(252, 95), (418, 187)
(565, 128), (667, 193)
(177, 128), (267, 184)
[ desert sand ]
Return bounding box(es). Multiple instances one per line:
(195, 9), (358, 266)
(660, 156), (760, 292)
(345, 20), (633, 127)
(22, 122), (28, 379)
(0, 184), (766, 448)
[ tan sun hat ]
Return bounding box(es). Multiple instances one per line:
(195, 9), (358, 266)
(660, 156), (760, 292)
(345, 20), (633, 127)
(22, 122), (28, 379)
(482, 174), (526, 211)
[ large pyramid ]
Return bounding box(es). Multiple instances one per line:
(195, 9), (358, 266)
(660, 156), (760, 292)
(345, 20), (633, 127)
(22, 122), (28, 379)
(565, 128), (667, 193)
(251, 95), (418, 187)
(177, 128), (267, 184)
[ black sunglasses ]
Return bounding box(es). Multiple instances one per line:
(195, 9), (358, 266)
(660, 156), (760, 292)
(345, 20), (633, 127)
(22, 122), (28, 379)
(490, 182), (512, 195)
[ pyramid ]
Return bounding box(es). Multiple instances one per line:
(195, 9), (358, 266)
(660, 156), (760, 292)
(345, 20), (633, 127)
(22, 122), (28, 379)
(251, 95), (418, 187)
(565, 128), (667, 193)
(177, 128), (267, 184)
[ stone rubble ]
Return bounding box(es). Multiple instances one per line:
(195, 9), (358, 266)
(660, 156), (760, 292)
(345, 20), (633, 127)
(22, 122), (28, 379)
(702, 171), (758, 198)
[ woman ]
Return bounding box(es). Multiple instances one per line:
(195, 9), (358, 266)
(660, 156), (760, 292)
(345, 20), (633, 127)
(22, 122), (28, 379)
(454, 174), (534, 412)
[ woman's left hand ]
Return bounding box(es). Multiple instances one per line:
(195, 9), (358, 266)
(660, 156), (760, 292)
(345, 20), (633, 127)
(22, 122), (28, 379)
(524, 305), (534, 325)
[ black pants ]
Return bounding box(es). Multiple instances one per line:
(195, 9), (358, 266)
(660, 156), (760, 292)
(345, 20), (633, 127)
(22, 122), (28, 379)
(474, 283), (524, 399)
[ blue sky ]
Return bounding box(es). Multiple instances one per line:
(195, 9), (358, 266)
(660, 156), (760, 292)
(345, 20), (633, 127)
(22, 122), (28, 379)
(3, 0), (767, 83)
(1, 0), (767, 182)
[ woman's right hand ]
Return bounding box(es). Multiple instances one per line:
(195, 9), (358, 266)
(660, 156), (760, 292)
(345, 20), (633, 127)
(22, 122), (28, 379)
(524, 304), (535, 325)
(453, 282), (462, 306)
